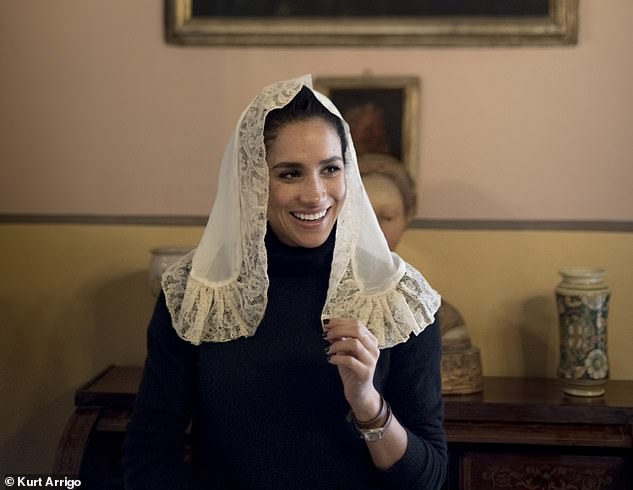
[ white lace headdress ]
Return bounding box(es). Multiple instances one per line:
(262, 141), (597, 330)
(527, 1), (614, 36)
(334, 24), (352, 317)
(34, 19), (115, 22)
(162, 74), (440, 349)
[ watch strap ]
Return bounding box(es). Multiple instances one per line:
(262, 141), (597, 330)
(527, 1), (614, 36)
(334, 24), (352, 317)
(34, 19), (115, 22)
(350, 397), (393, 441)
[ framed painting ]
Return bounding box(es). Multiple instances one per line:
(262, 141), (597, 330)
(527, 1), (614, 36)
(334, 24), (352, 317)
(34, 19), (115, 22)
(165, 0), (578, 46)
(313, 75), (420, 179)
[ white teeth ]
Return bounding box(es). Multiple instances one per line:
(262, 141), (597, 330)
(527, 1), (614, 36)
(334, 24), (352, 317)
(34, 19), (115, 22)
(292, 209), (328, 221)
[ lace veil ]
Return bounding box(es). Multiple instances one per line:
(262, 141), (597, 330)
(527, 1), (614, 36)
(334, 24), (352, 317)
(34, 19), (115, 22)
(162, 74), (440, 349)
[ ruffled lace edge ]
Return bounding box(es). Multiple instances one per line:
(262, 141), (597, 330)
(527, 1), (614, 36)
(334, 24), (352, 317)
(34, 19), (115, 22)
(163, 252), (439, 350)
(162, 251), (267, 345)
(323, 262), (441, 349)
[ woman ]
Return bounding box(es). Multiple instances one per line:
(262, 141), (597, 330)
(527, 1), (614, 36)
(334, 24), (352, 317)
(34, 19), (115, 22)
(123, 75), (446, 489)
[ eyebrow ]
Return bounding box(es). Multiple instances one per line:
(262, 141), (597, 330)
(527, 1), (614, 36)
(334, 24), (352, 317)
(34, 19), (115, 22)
(270, 156), (343, 170)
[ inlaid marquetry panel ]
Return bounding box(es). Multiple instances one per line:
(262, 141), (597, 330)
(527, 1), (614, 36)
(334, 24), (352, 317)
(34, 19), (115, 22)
(462, 452), (626, 490)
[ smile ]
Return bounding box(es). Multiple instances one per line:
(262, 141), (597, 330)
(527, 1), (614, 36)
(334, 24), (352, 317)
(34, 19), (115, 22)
(291, 208), (329, 222)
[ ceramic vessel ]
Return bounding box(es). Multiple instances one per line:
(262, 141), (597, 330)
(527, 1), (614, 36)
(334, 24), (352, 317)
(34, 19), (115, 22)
(555, 267), (610, 397)
(148, 246), (192, 297)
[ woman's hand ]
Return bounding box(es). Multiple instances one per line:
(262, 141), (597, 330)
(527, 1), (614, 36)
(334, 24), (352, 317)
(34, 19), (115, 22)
(323, 318), (382, 420)
(324, 318), (409, 470)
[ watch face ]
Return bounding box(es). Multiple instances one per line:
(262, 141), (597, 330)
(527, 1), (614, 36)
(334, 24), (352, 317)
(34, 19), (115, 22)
(360, 429), (384, 442)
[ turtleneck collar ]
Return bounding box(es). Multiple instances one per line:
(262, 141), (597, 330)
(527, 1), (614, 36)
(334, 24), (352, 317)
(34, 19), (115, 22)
(265, 223), (336, 277)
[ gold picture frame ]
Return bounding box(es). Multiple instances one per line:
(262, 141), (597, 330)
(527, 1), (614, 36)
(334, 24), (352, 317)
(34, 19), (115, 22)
(166, 0), (578, 47)
(314, 75), (420, 180)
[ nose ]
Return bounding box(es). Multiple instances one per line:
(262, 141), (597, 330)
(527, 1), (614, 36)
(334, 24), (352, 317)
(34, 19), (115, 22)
(301, 174), (326, 204)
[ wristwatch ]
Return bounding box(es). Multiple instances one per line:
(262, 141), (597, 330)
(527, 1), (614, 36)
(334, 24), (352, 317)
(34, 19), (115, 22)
(354, 421), (390, 441)
(350, 397), (393, 442)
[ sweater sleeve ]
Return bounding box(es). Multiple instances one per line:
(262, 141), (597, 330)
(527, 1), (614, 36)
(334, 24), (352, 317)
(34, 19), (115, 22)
(122, 292), (204, 490)
(378, 319), (448, 489)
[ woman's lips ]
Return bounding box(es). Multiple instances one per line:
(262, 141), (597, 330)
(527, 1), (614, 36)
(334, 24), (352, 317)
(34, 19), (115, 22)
(291, 207), (330, 222)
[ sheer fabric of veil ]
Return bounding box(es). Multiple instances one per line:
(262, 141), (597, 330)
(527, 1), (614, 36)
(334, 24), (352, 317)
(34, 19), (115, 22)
(162, 74), (440, 348)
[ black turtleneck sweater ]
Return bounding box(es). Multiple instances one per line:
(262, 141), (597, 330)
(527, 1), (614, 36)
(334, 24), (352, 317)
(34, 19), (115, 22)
(123, 229), (446, 489)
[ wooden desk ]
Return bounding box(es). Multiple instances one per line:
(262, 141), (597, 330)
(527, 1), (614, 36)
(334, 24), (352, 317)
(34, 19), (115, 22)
(54, 366), (141, 489)
(55, 366), (633, 489)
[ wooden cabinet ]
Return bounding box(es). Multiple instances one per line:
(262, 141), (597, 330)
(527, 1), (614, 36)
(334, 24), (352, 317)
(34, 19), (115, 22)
(55, 367), (633, 489)
(443, 377), (633, 489)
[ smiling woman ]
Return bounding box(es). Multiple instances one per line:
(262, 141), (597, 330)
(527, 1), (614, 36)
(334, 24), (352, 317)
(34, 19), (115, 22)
(123, 75), (445, 489)
(265, 120), (345, 248)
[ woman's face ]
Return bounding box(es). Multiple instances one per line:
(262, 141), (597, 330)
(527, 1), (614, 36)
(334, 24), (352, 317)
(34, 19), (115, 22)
(363, 173), (409, 251)
(266, 118), (346, 248)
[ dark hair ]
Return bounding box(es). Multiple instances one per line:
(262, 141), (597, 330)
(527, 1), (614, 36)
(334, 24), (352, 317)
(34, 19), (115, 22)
(264, 86), (347, 160)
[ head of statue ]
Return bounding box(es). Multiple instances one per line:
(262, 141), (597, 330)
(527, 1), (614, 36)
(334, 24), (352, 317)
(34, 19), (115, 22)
(358, 153), (416, 250)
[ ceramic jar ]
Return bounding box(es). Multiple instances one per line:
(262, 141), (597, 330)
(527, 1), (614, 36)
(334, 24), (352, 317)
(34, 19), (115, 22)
(555, 267), (610, 397)
(148, 246), (192, 297)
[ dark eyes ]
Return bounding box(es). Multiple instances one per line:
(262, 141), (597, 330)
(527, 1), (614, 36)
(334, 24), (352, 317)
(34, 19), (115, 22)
(279, 170), (301, 180)
(323, 164), (342, 175)
(277, 165), (342, 180)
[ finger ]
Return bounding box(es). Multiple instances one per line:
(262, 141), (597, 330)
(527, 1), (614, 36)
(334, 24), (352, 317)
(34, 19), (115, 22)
(327, 349), (372, 375)
(324, 319), (378, 346)
(333, 334), (379, 359)
(327, 337), (377, 367)
(325, 325), (379, 355)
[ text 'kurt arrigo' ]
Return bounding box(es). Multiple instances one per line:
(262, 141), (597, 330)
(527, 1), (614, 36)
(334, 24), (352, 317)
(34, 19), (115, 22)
(3, 475), (81, 489)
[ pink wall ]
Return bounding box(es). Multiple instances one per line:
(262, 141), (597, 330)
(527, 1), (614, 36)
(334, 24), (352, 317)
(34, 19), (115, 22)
(1, 1), (632, 220)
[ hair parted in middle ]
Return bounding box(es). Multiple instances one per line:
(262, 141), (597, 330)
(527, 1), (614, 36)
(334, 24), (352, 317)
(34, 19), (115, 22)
(264, 85), (348, 163)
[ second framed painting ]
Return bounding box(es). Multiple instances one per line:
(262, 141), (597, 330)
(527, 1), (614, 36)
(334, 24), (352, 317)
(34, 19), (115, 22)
(314, 75), (420, 180)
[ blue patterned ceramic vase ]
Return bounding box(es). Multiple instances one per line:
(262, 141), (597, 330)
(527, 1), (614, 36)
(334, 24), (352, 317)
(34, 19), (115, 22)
(555, 267), (610, 397)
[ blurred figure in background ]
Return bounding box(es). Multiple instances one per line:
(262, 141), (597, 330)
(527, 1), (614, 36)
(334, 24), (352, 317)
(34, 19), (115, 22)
(358, 153), (483, 395)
